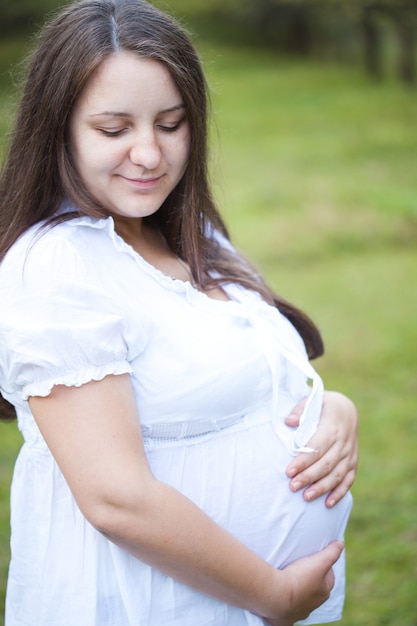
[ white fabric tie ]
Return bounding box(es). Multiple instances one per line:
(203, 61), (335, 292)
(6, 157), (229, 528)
(227, 287), (324, 456)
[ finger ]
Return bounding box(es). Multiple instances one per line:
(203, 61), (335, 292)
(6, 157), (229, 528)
(324, 470), (356, 508)
(284, 413), (300, 428)
(286, 446), (323, 479)
(310, 541), (344, 580)
(289, 447), (347, 494)
(293, 436), (357, 490)
(302, 541), (343, 593)
(294, 460), (354, 504)
(323, 540), (345, 567)
(284, 395), (308, 427)
(287, 431), (353, 482)
(290, 455), (345, 494)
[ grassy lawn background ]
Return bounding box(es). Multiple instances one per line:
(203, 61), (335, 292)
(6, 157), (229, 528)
(0, 33), (416, 625)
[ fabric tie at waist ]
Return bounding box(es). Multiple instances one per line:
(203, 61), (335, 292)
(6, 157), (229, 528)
(141, 413), (245, 440)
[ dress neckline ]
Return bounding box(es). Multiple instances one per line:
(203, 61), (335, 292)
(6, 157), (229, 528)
(106, 216), (239, 308)
(53, 211), (252, 310)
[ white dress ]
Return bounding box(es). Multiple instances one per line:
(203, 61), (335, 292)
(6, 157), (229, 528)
(0, 212), (352, 626)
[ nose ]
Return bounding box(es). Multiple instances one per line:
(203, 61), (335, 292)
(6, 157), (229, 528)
(129, 129), (161, 171)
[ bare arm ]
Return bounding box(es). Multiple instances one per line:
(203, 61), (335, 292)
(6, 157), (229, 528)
(286, 391), (359, 507)
(29, 373), (343, 624)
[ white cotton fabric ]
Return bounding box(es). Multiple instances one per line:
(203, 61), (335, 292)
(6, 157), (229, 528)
(0, 212), (352, 625)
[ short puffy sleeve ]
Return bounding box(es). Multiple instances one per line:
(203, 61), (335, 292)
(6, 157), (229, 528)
(0, 225), (144, 405)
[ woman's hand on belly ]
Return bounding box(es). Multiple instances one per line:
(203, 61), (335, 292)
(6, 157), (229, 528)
(263, 540), (345, 626)
(285, 391), (358, 508)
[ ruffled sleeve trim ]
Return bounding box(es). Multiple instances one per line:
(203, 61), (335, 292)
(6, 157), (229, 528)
(22, 360), (133, 400)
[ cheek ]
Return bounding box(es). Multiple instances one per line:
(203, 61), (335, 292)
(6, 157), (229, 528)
(177, 132), (191, 172)
(73, 140), (120, 177)
(69, 134), (92, 178)
(69, 140), (104, 196)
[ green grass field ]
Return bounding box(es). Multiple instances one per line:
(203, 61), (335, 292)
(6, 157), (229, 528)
(0, 37), (416, 625)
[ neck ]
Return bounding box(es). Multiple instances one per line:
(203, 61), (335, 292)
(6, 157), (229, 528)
(112, 216), (145, 244)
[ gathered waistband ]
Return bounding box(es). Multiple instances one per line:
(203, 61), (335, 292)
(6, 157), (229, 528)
(141, 413), (246, 441)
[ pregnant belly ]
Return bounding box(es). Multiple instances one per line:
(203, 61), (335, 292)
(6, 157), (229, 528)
(146, 416), (352, 569)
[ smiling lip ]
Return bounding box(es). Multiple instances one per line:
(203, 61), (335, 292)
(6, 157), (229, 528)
(123, 175), (163, 189)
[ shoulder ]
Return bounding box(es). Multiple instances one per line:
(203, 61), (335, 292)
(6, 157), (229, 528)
(0, 216), (115, 293)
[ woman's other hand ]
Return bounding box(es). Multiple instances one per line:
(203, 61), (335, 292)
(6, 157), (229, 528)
(263, 540), (345, 626)
(285, 391), (358, 508)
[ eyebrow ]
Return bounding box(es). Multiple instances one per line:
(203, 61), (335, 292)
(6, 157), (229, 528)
(89, 104), (186, 118)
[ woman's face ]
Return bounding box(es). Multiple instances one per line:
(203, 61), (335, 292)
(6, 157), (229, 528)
(69, 51), (190, 221)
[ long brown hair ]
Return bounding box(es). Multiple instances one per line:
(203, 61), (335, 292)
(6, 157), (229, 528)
(0, 0), (323, 421)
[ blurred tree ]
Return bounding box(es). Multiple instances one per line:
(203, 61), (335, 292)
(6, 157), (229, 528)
(242, 0), (314, 55)
(361, 0), (416, 83)
(0, 0), (65, 35)
(363, 2), (383, 78)
(241, 0), (416, 83)
(0, 0), (415, 83)
(394, 1), (416, 83)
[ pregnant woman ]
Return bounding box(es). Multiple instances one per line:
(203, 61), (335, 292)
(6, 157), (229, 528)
(0, 1), (357, 624)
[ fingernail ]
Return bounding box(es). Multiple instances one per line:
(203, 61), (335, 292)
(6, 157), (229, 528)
(328, 498), (335, 508)
(287, 467), (297, 477)
(291, 481), (301, 492)
(305, 490), (316, 501)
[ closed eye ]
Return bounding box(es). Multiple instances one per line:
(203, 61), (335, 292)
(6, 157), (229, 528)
(157, 123), (181, 133)
(98, 128), (127, 137)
